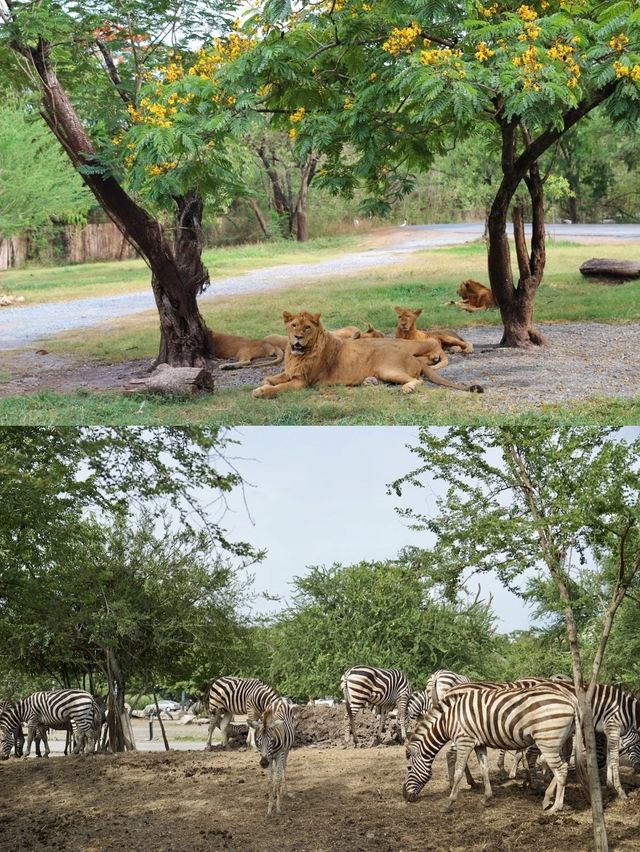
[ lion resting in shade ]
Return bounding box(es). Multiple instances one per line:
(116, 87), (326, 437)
(393, 307), (474, 368)
(210, 331), (286, 370)
(450, 279), (496, 311)
(252, 311), (483, 398)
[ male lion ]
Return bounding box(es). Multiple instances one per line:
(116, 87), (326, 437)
(210, 331), (285, 370)
(450, 279), (496, 311)
(252, 311), (483, 398)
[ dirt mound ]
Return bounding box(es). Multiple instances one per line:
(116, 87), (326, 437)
(293, 703), (401, 747)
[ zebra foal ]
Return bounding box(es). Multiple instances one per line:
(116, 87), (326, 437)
(341, 665), (412, 746)
(206, 676), (278, 750)
(249, 698), (295, 816)
(404, 682), (586, 814)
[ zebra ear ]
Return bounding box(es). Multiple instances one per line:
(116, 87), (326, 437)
(406, 740), (418, 758)
(248, 720), (261, 730)
(271, 719), (286, 729)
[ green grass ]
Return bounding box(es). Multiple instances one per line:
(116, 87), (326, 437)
(1, 386), (638, 426)
(1, 236), (638, 425)
(0, 234), (359, 305)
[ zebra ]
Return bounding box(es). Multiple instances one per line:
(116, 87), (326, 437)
(404, 681), (587, 814)
(206, 676), (278, 750)
(248, 697), (295, 816)
(426, 669), (470, 709)
(341, 665), (412, 746)
(0, 690), (99, 759)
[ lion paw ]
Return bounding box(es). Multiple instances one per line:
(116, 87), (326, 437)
(252, 386), (272, 399)
(362, 376), (379, 386)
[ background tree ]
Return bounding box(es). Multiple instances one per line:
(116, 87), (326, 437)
(391, 425), (640, 852)
(260, 557), (502, 701)
(241, 0), (640, 346)
(0, 0), (250, 366)
(0, 101), (91, 237)
(0, 427), (263, 750)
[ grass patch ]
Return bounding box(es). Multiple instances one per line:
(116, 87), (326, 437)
(0, 386), (638, 426)
(0, 235), (359, 305)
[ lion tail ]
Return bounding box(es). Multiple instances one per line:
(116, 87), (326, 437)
(421, 364), (484, 394)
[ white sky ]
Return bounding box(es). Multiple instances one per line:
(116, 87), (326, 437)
(214, 426), (537, 633)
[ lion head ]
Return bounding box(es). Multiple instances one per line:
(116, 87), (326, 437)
(282, 311), (323, 355)
(394, 307), (422, 334)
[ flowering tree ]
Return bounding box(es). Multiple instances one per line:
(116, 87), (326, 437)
(0, 1), (249, 367)
(240, 0), (640, 347)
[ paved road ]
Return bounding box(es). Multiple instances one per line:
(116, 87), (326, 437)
(1, 223), (638, 351)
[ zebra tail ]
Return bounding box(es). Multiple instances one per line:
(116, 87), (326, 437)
(430, 677), (440, 710)
(573, 709), (591, 805)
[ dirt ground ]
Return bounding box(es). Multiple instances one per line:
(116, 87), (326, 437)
(1, 741), (639, 852)
(1, 320), (639, 411)
(2, 703), (639, 852)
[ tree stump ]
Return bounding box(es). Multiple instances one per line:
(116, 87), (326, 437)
(125, 363), (214, 395)
(579, 258), (640, 280)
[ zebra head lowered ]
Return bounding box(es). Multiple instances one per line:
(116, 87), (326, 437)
(403, 710), (449, 802)
(249, 698), (295, 816)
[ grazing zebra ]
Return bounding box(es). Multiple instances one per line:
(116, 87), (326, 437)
(0, 690), (99, 759)
(206, 676), (278, 750)
(341, 665), (412, 746)
(404, 682), (586, 814)
(622, 730), (640, 772)
(249, 698), (295, 816)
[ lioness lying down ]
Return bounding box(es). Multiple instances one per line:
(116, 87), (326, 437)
(210, 331), (286, 370)
(252, 311), (483, 398)
(450, 279), (496, 311)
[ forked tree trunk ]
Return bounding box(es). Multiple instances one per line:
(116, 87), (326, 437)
(18, 37), (213, 368)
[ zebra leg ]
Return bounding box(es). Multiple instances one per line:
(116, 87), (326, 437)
(38, 727), (50, 758)
(497, 749), (507, 779)
(525, 745), (540, 789)
(540, 752), (568, 814)
(605, 725), (626, 799)
(510, 750), (524, 779)
(219, 711), (232, 749)
(206, 709), (222, 750)
(344, 700), (358, 747)
(446, 745), (477, 789)
(443, 739), (475, 812)
(475, 746), (493, 805)
(266, 759), (276, 816)
(375, 707), (386, 744)
(397, 697), (408, 744)
(274, 754), (284, 815)
(24, 724), (37, 758)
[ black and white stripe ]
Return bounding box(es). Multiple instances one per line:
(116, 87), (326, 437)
(404, 682), (586, 814)
(206, 676), (278, 749)
(249, 698), (296, 815)
(0, 690), (99, 758)
(341, 665), (412, 745)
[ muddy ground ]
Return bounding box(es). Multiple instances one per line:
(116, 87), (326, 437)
(1, 739), (639, 852)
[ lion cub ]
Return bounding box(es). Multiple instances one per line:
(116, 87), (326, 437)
(450, 279), (496, 311)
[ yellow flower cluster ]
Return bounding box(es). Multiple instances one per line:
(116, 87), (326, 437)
(188, 33), (254, 80)
(547, 41), (580, 88)
(343, 97), (354, 109)
(288, 128), (297, 139)
(614, 61), (640, 80)
(362, 2), (372, 10)
(482, 4), (499, 17)
(517, 4), (538, 21)
(609, 33), (629, 52)
(382, 22), (421, 56)
(420, 46), (461, 65)
(128, 98), (177, 129)
(112, 131), (125, 146)
(518, 22), (540, 40)
(158, 62), (184, 84)
(289, 107), (306, 123)
(475, 41), (494, 62)
(146, 161), (178, 177)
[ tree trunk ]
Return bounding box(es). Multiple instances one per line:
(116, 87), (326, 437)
(153, 691), (171, 751)
(105, 648), (129, 753)
(19, 38), (213, 369)
(487, 123), (546, 347)
(248, 198), (271, 238)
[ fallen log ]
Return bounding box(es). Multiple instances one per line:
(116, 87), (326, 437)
(579, 258), (640, 280)
(125, 363), (214, 395)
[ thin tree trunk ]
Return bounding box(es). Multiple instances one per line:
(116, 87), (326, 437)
(105, 647), (126, 753)
(248, 198), (271, 238)
(153, 691), (171, 751)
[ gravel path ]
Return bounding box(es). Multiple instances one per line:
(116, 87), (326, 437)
(2, 322), (638, 410)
